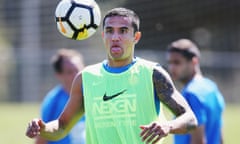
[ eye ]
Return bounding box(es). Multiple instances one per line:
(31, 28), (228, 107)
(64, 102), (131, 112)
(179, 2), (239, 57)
(105, 27), (113, 34)
(119, 27), (128, 34)
(173, 60), (181, 65)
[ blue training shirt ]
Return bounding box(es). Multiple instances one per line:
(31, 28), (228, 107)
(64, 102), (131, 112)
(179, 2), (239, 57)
(174, 76), (225, 144)
(41, 85), (85, 144)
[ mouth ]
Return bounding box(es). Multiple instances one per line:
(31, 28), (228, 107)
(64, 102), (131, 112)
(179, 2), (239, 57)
(110, 45), (122, 53)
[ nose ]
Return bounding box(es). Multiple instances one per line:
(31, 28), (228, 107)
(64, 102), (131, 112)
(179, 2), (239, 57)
(167, 63), (174, 73)
(111, 32), (120, 41)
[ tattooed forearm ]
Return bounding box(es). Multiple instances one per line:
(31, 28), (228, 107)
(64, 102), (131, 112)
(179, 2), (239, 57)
(153, 68), (185, 116)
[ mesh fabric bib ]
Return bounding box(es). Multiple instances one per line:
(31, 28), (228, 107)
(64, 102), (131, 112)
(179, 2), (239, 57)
(82, 59), (164, 144)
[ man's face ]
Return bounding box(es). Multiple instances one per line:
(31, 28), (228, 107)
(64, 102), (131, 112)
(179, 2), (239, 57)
(57, 57), (80, 88)
(167, 52), (193, 82)
(102, 16), (139, 60)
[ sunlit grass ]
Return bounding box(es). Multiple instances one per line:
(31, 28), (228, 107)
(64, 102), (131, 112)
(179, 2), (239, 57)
(0, 103), (238, 144)
(0, 103), (40, 144)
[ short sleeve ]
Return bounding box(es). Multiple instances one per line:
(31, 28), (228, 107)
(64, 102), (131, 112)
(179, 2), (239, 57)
(41, 94), (55, 122)
(184, 92), (207, 126)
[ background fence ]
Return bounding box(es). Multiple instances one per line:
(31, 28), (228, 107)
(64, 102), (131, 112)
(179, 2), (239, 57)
(0, 0), (239, 103)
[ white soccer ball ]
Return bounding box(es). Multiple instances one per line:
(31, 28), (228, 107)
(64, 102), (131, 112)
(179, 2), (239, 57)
(55, 0), (101, 40)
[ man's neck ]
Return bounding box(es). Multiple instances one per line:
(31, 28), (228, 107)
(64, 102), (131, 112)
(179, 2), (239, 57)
(107, 57), (133, 67)
(182, 72), (202, 85)
(62, 84), (71, 95)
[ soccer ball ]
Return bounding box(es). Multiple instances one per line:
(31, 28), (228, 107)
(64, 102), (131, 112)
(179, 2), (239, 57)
(55, 0), (101, 40)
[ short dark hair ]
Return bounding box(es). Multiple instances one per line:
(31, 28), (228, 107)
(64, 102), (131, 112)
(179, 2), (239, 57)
(51, 48), (84, 73)
(167, 39), (200, 60)
(102, 7), (140, 33)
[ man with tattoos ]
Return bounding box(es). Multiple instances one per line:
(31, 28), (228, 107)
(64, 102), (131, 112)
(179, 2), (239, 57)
(26, 8), (197, 144)
(166, 39), (225, 144)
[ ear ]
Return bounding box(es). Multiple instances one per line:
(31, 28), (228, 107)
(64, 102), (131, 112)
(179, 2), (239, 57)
(102, 31), (104, 38)
(192, 57), (199, 65)
(134, 31), (141, 43)
(55, 73), (61, 80)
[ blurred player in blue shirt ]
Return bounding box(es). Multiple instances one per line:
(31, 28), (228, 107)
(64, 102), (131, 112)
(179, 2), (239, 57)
(166, 39), (225, 144)
(35, 49), (85, 144)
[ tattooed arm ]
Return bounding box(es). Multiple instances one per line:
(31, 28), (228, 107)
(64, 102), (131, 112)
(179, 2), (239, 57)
(140, 65), (197, 143)
(152, 66), (197, 133)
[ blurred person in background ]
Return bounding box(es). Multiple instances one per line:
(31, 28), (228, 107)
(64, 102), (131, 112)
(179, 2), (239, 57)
(35, 48), (85, 144)
(166, 39), (225, 144)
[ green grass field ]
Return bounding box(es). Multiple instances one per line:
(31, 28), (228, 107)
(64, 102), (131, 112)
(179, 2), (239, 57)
(0, 103), (239, 144)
